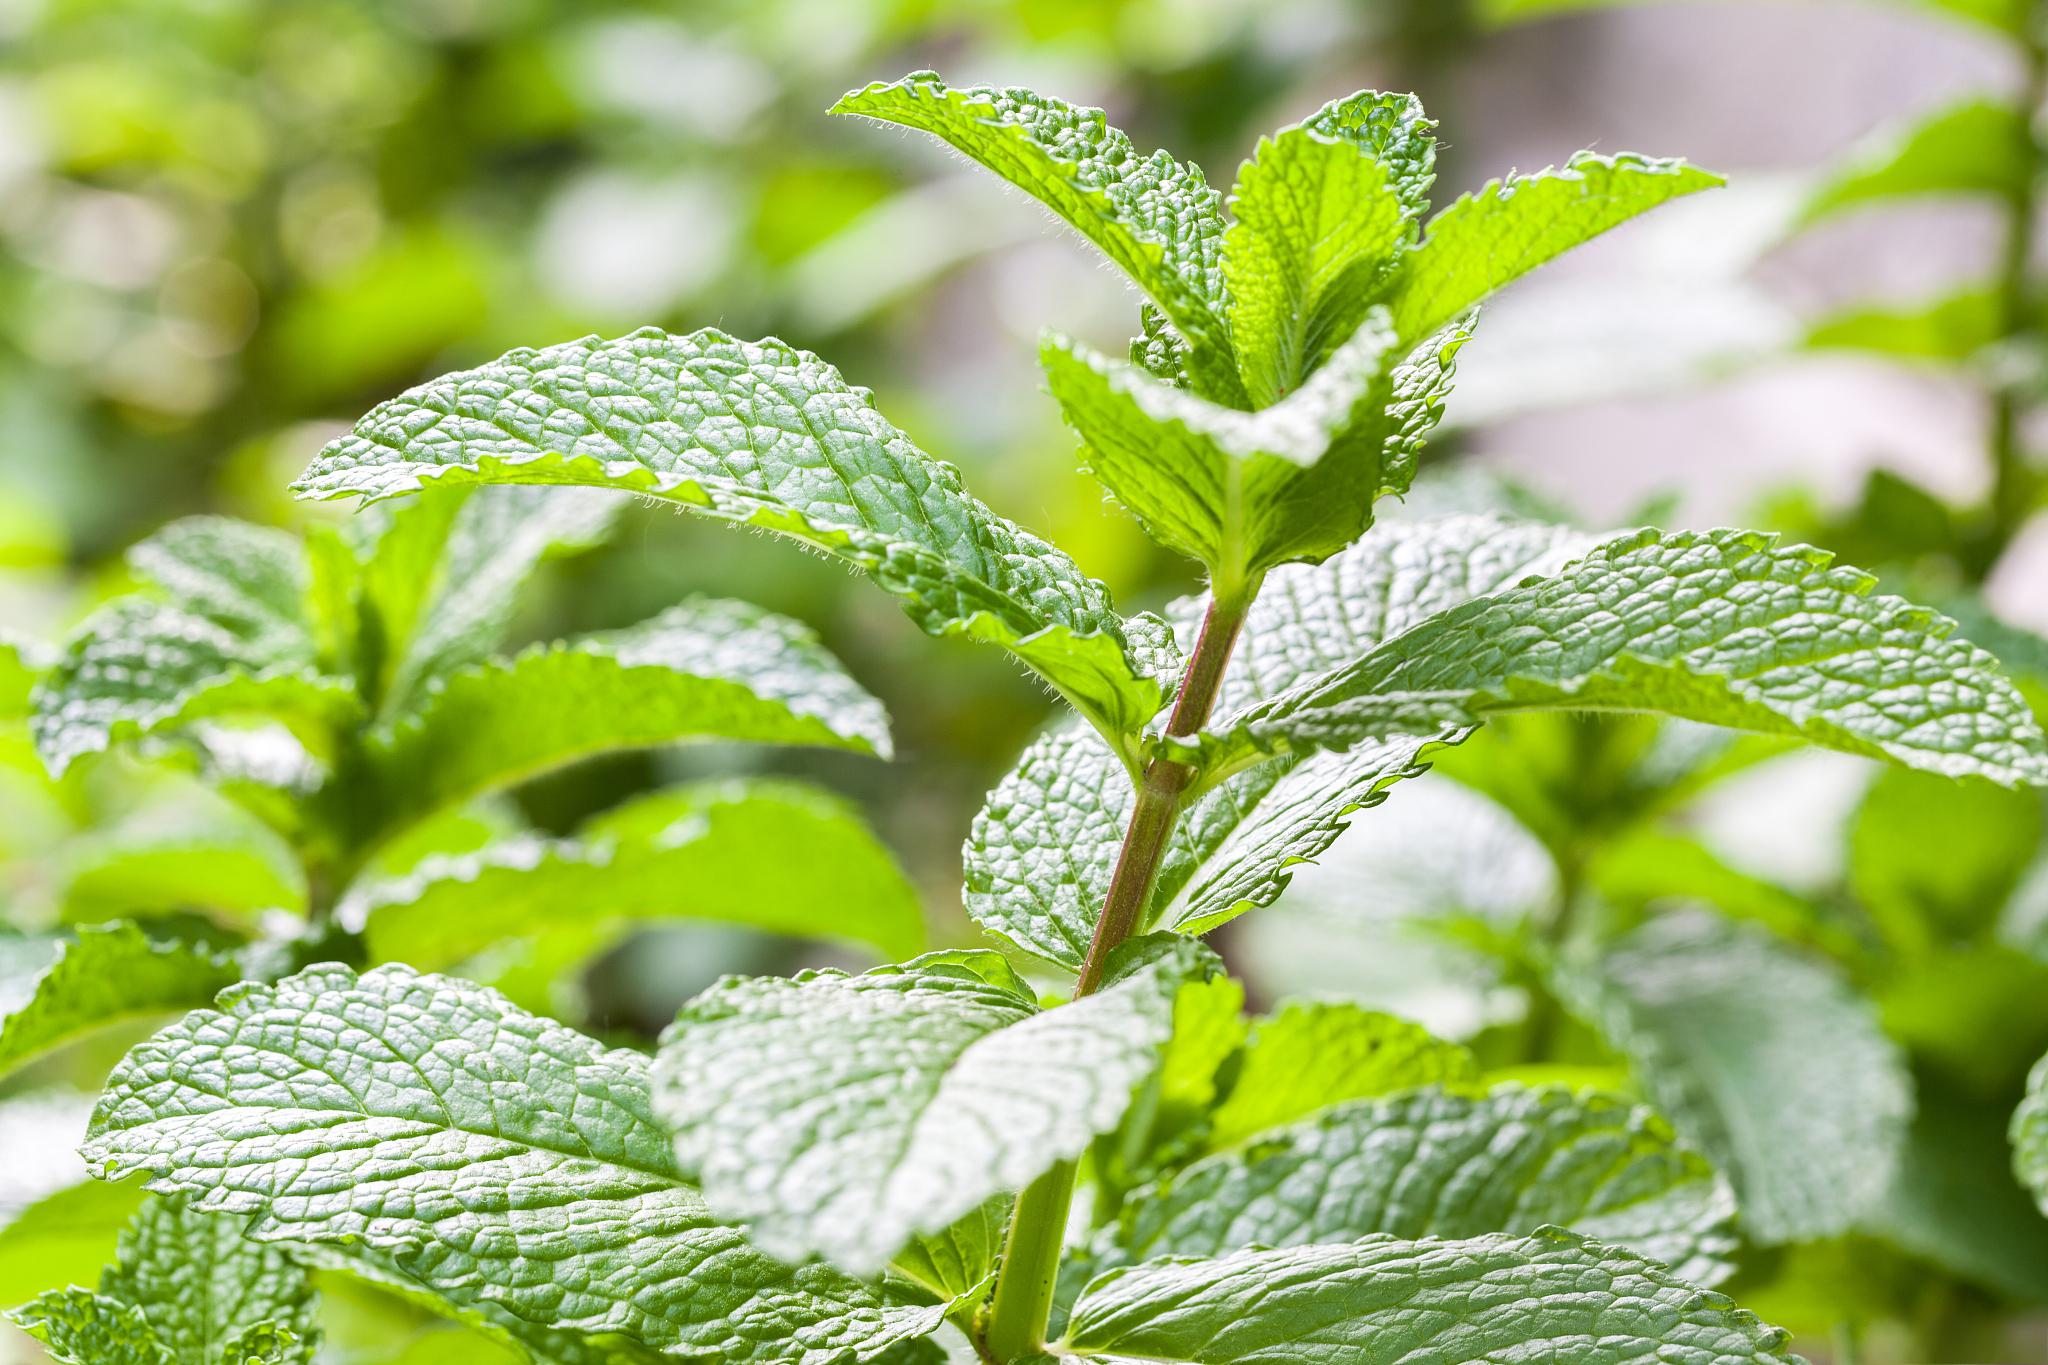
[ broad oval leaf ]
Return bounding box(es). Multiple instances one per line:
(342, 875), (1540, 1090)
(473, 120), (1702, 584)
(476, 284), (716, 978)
(652, 940), (1216, 1277)
(1565, 913), (1913, 1245)
(1801, 98), (2031, 227)
(80, 964), (950, 1365)
(368, 598), (892, 828)
(353, 779), (925, 970)
(294, 327), (1169, 749)
(1193, 527), (2048, 788)
(1114, 1085), (1738, 1288)
(1063, 1228), (1797, 1364)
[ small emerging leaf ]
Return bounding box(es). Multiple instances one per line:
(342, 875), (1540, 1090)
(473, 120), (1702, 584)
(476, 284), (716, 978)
(832, 73), (1239, 403)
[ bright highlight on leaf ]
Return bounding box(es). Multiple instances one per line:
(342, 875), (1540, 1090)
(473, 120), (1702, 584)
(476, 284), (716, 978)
(295, 327), (1169, 750)
(652, 939), (1216, 1276)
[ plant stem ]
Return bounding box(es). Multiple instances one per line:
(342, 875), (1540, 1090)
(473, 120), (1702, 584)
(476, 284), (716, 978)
(981, 591), (1250, 1360)
(1982, 22), (2047, 574)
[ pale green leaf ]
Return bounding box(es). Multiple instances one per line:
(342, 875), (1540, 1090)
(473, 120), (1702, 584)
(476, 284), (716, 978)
(1204, 999), (1478, 1148)
(1590, 830), (1860, 960)
(831, 73), (1238, 402)
(1805, 286), (2002, 362)
(1567, 913), (1912, 1244)
(0, 634), (51, 717)
(0, 1180), (144, 1309)
(0, 921), (240, 1080)
(892, 1198), (1008, 1305)
(965, 515), (1590, 969)
(652, 939), (1216, 1276)
(294, 328), (1168, 748)
(355, 779), (924, 969)
(1224, 92), (1433, 404)
(1041, 316), (1416, 584)
(60, 785), (306, 921)
(1387, 153), (1724, 345)
(1063, 1228), (1798, 1364)
(1115, 1085), (1738, 1287)
(1192, 528), (2048, 788)
(368, 598), (891, 828)
(100, 1199), (319, 1365)
(81, 964), (948, 1365)
(1803, 98), (2032, 226)
(9, 1287), (169, 1365)
(1870, 1079), (2048, 1304)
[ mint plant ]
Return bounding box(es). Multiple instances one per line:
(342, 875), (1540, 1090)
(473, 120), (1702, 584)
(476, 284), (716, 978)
(26, 72), (2048, 1364)
(1, 485), (920, 1078)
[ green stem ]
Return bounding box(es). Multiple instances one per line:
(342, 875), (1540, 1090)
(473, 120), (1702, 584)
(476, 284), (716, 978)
(981, 591), (1250, 1360)
(1982, 20), (2048, 573)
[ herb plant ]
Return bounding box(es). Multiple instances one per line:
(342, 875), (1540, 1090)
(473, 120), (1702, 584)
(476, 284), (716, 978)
(13, 72), (2048, 1364)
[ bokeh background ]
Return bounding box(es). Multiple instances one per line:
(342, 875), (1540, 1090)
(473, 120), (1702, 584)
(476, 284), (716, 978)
(1, 0), (2042, 1357)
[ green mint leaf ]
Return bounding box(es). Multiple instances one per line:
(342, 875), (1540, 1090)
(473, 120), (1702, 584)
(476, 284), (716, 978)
(965, 515), (1591, 968)
(33, 602), (356, 778)
(0, 921), (239, 1080)
(81, 964), (950, 1365)
(832, 73), (1239, 404)
(1063, 1228), (1797, 1364)
(1802, 98), (2032, 226)
(1114, 1085), (1737, 1287)
(651, 939), (1217, 1276)
(1804, 286), (2000, 362)
(354, 779), (924, 970)
(1204, 999), (1477, 1148)
(127, 519), (313, 653)
(9, 1287), (170, 1365)
(100, 1199), (319, 1365)
(1224, 92), (1433, 404)
(1386, 153), (1723, 345)
(1192, 528), (2048, 787)
(1566, 913), (1912, 1244)
(368, 598), (891, 828)
(32, 516), (361, 776)
(0, 1180), (143, 1308)
(293, 328), (1167, 748)
(1041, 315), (1412, 585)
(358, 486), (622, 718)
(892, 1197), (1008, 1305)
